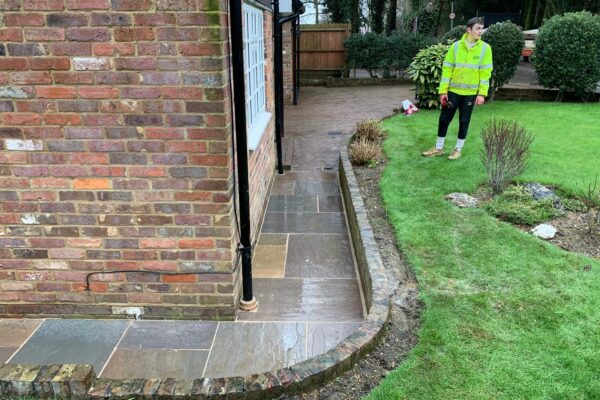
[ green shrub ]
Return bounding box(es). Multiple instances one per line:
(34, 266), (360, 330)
(344, 32), (386, 77)
(533, 11), (600, 99)
(384, 32), (438, 74)
(440, 25), (466, 43)
(407, 42), (449, 109)
(482, 21), (524, 97)
(561, 198), (588, 213)
(480, 119), (534, 194)
(484, 185), (561, 226)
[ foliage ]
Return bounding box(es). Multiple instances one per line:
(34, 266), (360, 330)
(561, 198), (588, 213)
(367, 101), (600, 400)
(368, 0), (386, 33)
(349, 136), (381, 166)
(480, 119), (534, 194)
(355, 118), (384, 141)
(440, 25), (466, 43)
(533, 11), (600, 99)
(482, 21), (524, 96)
(484, 185), (560, 225)
(345, 32), (436, 76)
(407, 43), (449, 108)
(574, 173), (600, 208)
(344, 32), (387, 76)
(384, 32), (438, 74)
(401, 2), (439, 36)
(322, 0), (350, 23)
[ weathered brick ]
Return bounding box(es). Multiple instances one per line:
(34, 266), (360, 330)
(24, 0), (65, 11)
(166, 141), (207, 153)
(50, 42), (93, 56)
(31, 153), (67, 164)
(120, 87), (160, 99)
(137, 43), (177, 56)
(156, 27), (199, 41)
(115, 57), (156, 70)
(66, 28), (111, 42)
(67, 0), (110, 9)
(30, 237), (65, 248)
(110, 0), (152, 11)
(175, 215), (210, 225)
(0, 0), (20, 11)
(157, 0), (197, 10)
(7, 43), (46, 56)
(128, 167), (165, 178)
(40, 203), (76, 213)
(37, 282), (71, 291)
(79, 86), (118, 99)
(0, 101), (15, 112)
(93, 43), (135, 56)
(112, 179), (149, 190)
(145, 128), (184, 140)
(73, 57), (111, 70)
(48, 248), (86, 259)
(0, 58), (29, 71)
(5, 138), (43, 150)
(97, 191), (133, 202)
(91, 13), (131, 26)
(36, 86), (76, 98)
(11, 71), (52, 85)
(59, 191), (95, 201)
(1, 282), (35, 291)
(152, 180), (188, 190)
(141, 72), (180, 85)
(21, 191), (57, 201)
(46, 140), (86, 152)
(58, 100), (99, 112)
(179, 43), (222, 56)
(15, 101), (57, 113)
(44, 114), (81, 126)
(0, 127), (22, 138)
(68, 153), (109, 164)
(44, 226), (80, 236)
(105, 127), (138, 139)
(47, 13), (89, 26)
(81, 114), (120, 126)
(124, 114), (162, 126)
(33, 177), (71, 188)
(60, 215), (97, 225)
(142, 100), (183, 113)
(96, 72), (138, 85)
(134, 13), (176, 26)
(30, 57), (70, 70)
(4, 13), (46, 26)
(186, 101), (225, 113)
(25, 28), (65, 41)
(114, 27), (155, 42)
(100, 100), (140, 113)
(13, 249), (49, 259)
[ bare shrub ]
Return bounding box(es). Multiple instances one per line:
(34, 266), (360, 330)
(480, 119), (534, 194)
(355, 118), (384, 141)
(349, 137), (381, 166)
(575, 173), (600, 208)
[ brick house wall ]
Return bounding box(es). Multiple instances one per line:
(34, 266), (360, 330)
(0, 0), (275, 319)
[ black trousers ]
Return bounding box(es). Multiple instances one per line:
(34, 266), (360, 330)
(437, 91), (477, 140)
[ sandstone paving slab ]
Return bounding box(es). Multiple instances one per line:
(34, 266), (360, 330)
(203, 322), (306, 378)
(275, 171), (338, 182)
(100, 349), (209, 379)
(236, 279), (364, 322)
(0, 319), (42, 347)
(294, 181), (340, 196)
(285, 234), (355, 279)
(258, 233), (288, 246)
(118, 320), (217, 350)
(253, 245), (287, 278)
(9, 319), (129, 373)
(307, 322), (362, 358)
(262, 212), (347, 234)
(318, 195), (343, 212)
(267, 195), (318, 213)
(0, 347), (16, 364)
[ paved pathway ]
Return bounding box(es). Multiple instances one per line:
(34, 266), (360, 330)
(0, 85), (413, 380)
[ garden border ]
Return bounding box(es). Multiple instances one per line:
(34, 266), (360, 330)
(0, 138), (393, 399)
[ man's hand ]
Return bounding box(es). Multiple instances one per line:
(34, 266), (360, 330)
(439, 94), (448, 105)
(475, 95), (485, 105)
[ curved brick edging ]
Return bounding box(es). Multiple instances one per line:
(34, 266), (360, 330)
(0, 142), (392, 399)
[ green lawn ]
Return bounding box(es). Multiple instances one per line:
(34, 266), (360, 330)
(367, 101), (600, 400)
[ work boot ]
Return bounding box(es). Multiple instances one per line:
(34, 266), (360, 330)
(422, 147), (444, 157)
(448, 149), (461, 160)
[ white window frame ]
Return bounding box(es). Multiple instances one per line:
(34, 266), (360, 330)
(243, 3), (271, 150)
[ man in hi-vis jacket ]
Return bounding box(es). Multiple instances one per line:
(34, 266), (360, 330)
(422, 17), (493, 160)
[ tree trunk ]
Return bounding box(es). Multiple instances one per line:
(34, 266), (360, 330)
(385, 0), (397, 34)
(350, 0), (361, 32)
(314, 0), (320, 23)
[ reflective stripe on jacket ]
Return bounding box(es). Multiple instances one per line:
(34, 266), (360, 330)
(438, 33), (493, 96)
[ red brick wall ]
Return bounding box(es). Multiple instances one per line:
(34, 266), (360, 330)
(0, 0), (277, 320)
(282, 22), (293, 104)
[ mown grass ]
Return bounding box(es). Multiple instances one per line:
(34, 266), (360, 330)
(367, 101), (600, 399)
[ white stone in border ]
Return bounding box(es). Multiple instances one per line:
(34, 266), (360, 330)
(531, 224), (557, 239)
(444, 192), (479, 208)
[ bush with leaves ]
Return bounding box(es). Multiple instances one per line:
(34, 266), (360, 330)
(482, 21), (524, 98)
(533, 11), (600, 99)
(480, 119), (534, 194)
(441, 25), (466, 43)
(384, 32), (438, 74)
(344, 32), (387, 77)
(407, 42), (449, 109)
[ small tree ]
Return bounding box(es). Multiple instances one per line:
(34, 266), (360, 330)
(533, 11), (600, 100)
(480, 119), (534, 194)
(384, 32), (438, 75)
(407, 42), (449, 109)
(344, 32), (386, 77)
(482, 21), (524, 100)
(440, 25), (466, 43)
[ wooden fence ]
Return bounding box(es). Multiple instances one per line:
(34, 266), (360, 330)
(299, 23), (351, 74)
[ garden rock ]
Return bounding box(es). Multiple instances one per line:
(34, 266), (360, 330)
(444, 193), (478, 208)
(531, 224), (557, 239)
(524, 183), (561, 205)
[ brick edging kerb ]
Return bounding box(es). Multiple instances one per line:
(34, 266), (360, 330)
(0, 138), (392, 399)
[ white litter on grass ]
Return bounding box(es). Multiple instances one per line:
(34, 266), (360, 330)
(531, 224), (557, 239)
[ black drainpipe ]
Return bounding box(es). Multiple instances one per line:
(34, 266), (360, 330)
(229, 0), (257, 311)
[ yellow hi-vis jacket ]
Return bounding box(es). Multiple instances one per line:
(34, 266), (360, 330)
(438, 33), (493, 96)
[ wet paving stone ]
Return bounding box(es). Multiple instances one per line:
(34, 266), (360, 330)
(237, 279), (364, 322)
(318, 195), (343, 212)
(262, 212), (347, 234)
(9, 319), (129, 373)
(101, 349), (209, 379)
(307, 322), (362, 358)
(294, 181), (340, 196)
(203, 322), (306, 378)
(285, 234), (355, 278)
(267, 195), (318, 213)
(118, 320), (217, 350)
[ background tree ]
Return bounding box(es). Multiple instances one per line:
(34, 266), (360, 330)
(369, 0), (387, 33)
(482, 21), (524, 99)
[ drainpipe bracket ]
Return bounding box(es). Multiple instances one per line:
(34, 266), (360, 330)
(239, 297), (258, 312)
